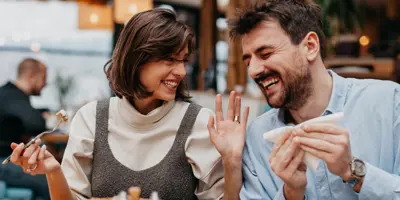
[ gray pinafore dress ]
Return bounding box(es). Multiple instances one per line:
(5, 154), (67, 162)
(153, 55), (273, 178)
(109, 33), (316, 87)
(91, 100), (201, 199)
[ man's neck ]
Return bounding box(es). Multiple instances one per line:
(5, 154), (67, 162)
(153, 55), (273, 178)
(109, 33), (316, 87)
(289, 67), (333, 124)
(13, 79), (31, 96)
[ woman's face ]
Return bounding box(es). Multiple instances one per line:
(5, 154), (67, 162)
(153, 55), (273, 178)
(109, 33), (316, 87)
(139, 45), (189, 102)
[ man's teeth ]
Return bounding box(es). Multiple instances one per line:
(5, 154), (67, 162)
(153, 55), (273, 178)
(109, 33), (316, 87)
(164, 81), (178, 88)
(261, 78), (279, 88)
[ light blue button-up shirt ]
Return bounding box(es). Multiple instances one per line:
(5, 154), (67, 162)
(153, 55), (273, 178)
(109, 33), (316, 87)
(240, 71), (400, 199)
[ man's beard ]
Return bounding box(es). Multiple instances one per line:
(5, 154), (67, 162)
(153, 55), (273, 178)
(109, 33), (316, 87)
(259, 64), (312, 110)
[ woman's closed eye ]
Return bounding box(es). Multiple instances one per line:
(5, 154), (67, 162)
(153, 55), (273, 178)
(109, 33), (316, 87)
(165, 57), (189, 64)
(165, 57), (175, 62)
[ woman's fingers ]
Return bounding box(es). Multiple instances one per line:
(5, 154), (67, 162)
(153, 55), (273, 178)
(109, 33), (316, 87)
(10, 143), (24, 164)
(39, 145), (46, 161)
(227, 91), (236, 121)
(28, 147), (40, 166)
(234, 95), (241, 123)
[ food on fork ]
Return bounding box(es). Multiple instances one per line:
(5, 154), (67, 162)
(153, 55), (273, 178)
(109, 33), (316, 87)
(56, 109), (68, 122)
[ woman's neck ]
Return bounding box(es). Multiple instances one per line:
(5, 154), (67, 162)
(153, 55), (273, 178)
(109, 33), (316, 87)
(129, 97), (163, 115)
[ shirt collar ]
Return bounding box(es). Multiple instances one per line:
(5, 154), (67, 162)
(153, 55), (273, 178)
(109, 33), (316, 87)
(324, 70), (349, 115)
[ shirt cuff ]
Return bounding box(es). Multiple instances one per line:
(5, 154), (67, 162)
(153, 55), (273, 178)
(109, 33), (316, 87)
(358, 162), (400, 199)
(275, 185), (307, 200)
(274, 185), (286, 200)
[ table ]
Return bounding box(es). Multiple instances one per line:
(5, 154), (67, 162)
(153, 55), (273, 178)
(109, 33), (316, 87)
(41, 133), (69, 143)
(324, 57), (395, 81)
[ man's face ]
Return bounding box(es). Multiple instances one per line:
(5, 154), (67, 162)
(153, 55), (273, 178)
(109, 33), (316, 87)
(241, 20), (312, 109)
(30, 66), (47, 96)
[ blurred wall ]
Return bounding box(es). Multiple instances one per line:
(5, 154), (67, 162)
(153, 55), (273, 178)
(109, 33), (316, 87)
(0, 1), (112, 111)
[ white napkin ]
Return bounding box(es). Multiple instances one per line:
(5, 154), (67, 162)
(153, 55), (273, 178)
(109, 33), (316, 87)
(263, 112), (344, 171)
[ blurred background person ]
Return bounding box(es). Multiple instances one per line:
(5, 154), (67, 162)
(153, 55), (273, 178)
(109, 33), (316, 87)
(0, 58), (50, 200)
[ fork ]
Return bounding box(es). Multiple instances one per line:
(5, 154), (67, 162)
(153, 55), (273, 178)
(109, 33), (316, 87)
(2, 119), (63, 165)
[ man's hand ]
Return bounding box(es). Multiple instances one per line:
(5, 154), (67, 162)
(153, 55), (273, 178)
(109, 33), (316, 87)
(269, 128), (307, 200)
(294, 123), (352, 180)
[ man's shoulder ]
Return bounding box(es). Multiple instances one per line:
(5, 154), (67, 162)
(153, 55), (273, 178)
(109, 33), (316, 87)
(0, 82), (11, 93)
(0, 83), (20, 108)
(348, 78), (400, 95)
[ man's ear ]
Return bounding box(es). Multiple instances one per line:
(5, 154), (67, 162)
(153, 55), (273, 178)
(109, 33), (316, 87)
(302, 31), (320, 62)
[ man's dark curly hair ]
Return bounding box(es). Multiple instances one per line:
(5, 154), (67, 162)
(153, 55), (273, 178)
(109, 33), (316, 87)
(228, 0), (325, 55)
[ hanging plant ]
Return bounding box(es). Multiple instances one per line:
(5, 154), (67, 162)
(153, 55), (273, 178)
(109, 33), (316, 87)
(55, 69), (75, 109)
(316, 0), (364, 38)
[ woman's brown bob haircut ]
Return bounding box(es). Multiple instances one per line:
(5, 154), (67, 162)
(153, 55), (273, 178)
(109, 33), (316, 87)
(104, 8), (194, 101)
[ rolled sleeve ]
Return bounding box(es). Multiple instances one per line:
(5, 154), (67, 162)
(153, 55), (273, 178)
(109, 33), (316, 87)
(61, 101), (97, 199)
(358, 162), (400, 199)
(358, 87), (400, 199)
(185, 108), (224, 200)
(240, 146), (264, 200)
(240, 123), (276, 200)
(240, 150), (292, 200)
(273, 186), (286, 200)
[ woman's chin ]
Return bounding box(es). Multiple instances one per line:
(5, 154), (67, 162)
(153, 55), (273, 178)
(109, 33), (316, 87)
(158, 94), (176, 102)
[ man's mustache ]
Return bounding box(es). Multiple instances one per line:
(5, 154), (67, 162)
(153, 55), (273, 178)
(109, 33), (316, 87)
(254, 71), (278, 83)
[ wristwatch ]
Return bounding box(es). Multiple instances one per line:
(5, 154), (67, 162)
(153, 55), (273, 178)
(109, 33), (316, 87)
(343, 157), (366, 192)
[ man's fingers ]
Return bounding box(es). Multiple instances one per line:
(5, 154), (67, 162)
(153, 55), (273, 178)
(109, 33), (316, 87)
(294, 137), (335, 153)
(294, 128), (343, 144)
(277, 128), (293, 147)
(278, 139), (300, 170)
(270, 143), (280, 163)
(271, 132), (293, 161)
(274, 135), (294, 167)
(299, 145), (330, 161)
(286, 150), (306, 175)
(301, 123), (347, 135)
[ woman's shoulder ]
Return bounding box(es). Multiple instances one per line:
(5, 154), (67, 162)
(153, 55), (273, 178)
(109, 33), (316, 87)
(173, 101), (214, 128)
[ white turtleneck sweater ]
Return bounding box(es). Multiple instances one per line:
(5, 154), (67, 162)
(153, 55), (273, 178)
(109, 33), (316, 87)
(61, 97), (224, 199)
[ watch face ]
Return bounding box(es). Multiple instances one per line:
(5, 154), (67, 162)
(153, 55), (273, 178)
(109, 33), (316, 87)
(352, 159), (366, 177)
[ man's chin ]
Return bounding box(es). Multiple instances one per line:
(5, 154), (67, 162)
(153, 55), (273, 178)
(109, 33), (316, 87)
(266, 97), (284, 108)
(267, 102), (284, 108)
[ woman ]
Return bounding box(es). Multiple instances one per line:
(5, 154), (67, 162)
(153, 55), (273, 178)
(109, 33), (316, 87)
(8, 8), (225, 200)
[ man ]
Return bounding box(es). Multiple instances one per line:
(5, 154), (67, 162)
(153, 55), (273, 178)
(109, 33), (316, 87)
(0, 58), (50, 200)
(208, 0), (400, 199)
